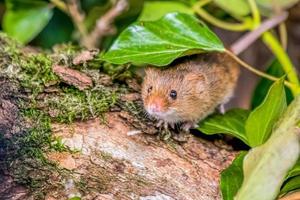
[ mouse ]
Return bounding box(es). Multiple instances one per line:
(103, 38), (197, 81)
(141, 53), (239, 131)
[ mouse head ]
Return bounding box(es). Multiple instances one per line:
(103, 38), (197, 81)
(142, 66), (207, 123)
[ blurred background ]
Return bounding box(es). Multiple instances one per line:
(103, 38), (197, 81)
(0, 0), (299, 108)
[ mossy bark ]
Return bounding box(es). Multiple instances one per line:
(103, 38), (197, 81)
(0, 33), (237, 200)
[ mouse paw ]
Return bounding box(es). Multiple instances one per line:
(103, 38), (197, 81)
(156, 120), (164, 128)
(156, 120), (171, 130)
(218, 104), (226, 114)
(182, 122), (198, 132)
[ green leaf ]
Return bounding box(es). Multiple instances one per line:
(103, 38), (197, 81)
(221, 152), (247, 200)
(286, 159), (300, 180)
(251, 59), (293, 109)
(69, 197), (81, 200)
(245, 78), (287, 147)
(235, 95), (300, 200)
(213, 0), (250, 17)
(138, 1), (193, 21)
(280, 176), (300, 196)
(257, 0), (299, 13)
(3, 0), (53, 44)
(101, 12), (225, 66)
(198, 109), (249, 145)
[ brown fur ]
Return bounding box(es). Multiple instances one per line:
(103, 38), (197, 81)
(141, 53), (239, 124)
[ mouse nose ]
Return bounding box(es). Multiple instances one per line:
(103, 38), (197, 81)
(148, 98), (164, 114)
(149, 103), (161, 113)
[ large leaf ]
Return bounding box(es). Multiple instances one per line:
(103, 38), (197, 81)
(101, 12), (225, 66)
(213, 0), (250, 17)
(245, 78), (287, 147)
(280, 176), (300, 196)
(251, 59), (293, 109)
(221, 152), (247, 200)
(235, 95), (300, 200)
(3, 0), (53, 44)
(198, 109), (249, 145)
(138, 1), (193, 21)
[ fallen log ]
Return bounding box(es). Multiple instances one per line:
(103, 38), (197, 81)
(0, 35), (237, 200)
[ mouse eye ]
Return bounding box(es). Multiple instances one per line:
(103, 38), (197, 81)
(147, 86), (153, 93)
(169, 90), (177, 100)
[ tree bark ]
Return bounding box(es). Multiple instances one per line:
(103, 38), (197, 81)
(46, 113), (237, 200)
(0, 39), (237, 200)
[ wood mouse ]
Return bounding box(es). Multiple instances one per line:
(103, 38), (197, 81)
(139, 13), (288, 132)
(141, 53), (239, 131)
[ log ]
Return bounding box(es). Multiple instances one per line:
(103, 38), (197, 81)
(46, 113), (237, 200)
(0, 37), (237, 199)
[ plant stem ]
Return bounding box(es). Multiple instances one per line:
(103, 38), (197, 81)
(247, 0), (261, 27)
(230, 13), (288, 55)
(50, 0), (67, 13)
(279, 22), (288, 49)
(247, 0), (299, 95)
(193, 1), (251, 31)
(225, 49), (299, 92)
(262, 31), (300, 95)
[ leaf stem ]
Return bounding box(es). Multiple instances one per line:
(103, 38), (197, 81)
(279, 22), (288, 49)
(247, 0), (261, 27)
(49, 0), (67, 13)
(225, 49), (299, 92)
(192, 1), (251, 31)
(262, 31), (300, 95)
(247, 0), (299, 95)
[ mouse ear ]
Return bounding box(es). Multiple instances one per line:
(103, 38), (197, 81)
(184, 73), (207, 92)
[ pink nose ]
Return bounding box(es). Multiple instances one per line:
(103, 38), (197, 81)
(149, 103), (162, 113)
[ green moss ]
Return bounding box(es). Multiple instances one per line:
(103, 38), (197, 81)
(0, 32), (21, 56)
(52, 43), (82, 56)
(19, 53), (59, 96)
(0, 34), (132, 198)
(44, 86), (118, 123)
(0, 107), (69, 199)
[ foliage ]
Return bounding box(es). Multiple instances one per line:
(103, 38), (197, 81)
(221, 152), (247, 200)
(235, 94), (300, 200)
(198, 109), (249, 145)
(138, 1), (193, 21)
(102, 12), (224, 66)
(3, 0), (54, 44)
(251, 59), (293, 109)
(218, 81), (300, 200)
(245, 78), (287, 147)
(199, 77), (287, 147)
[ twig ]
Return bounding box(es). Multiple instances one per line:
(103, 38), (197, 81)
(230, 12), (288, 55)
(83, 0), (128, 49)
(67, 0), (88, 40)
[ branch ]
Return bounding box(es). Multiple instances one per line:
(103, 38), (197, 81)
(230, 12), (288, 55)
(83, 0), (128, 49)
(66, 0), (88, 40)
